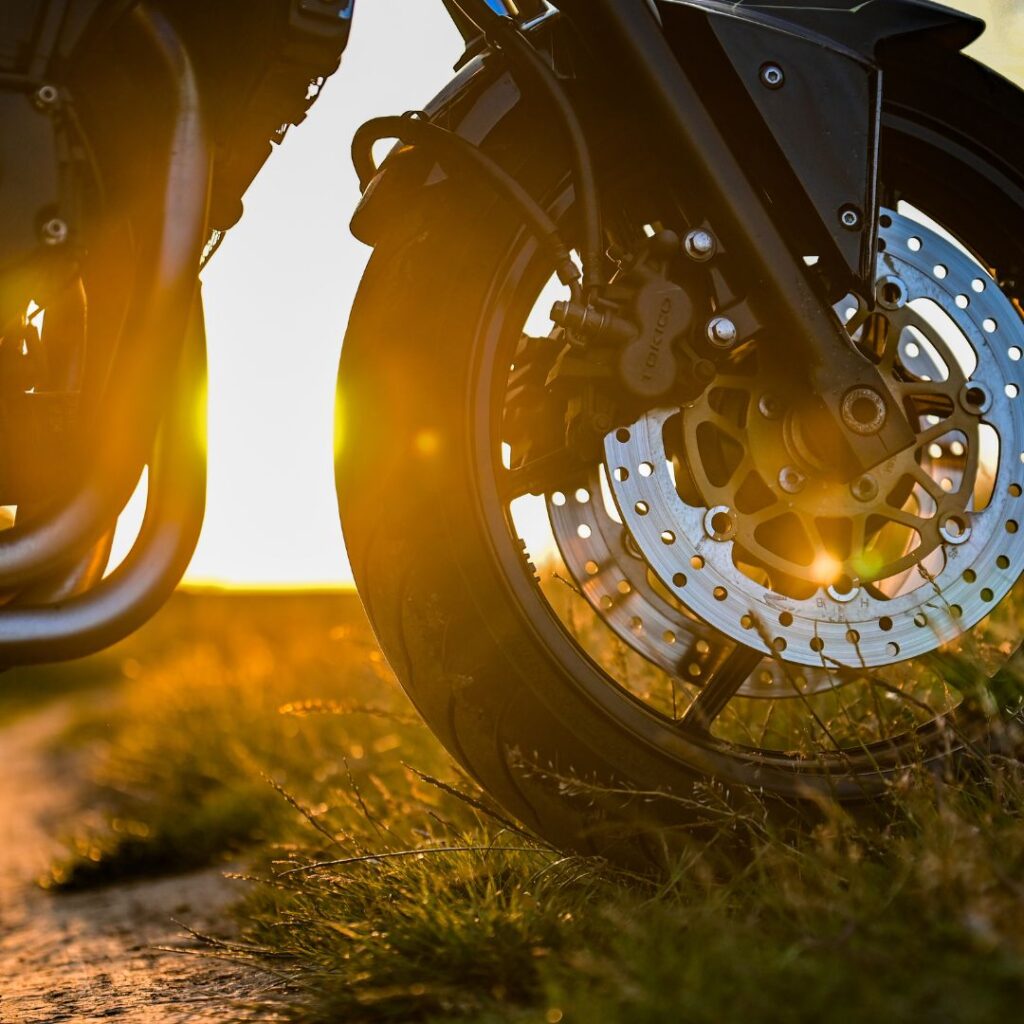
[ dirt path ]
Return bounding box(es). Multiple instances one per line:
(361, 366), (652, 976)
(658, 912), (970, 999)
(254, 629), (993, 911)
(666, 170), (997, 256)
(0, 703), (269, 1024)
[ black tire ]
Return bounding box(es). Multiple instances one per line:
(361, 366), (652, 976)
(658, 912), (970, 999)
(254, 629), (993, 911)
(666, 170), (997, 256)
(336, 52), (1024, 852)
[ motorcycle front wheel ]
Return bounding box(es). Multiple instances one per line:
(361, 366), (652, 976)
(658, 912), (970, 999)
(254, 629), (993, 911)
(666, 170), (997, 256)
(337, 53), (1024, 854)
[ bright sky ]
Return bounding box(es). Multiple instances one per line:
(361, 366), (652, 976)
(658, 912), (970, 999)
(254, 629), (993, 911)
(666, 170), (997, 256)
(136, 0), (1020, 589)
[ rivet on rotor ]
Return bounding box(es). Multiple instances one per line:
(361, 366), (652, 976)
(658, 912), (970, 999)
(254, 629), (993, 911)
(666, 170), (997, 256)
(876, 275), (907, 311)
(939, 513), (972, 546)
(959, 381), (992, 415)
(703, 505), (736, 541)
(827, 578), (860, 604)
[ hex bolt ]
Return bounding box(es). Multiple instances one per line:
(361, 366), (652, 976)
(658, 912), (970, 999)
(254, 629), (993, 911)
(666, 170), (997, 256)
(850, 474), (879, 502)
(760, 63), (785, 89)
(707, 316), (738, 349)
(840, 205), (862, 230)
(684, 229), (716, 262)
(778, 465), (806, 495)
(40, 217), (68, 246)
(34, 84), (59, 109)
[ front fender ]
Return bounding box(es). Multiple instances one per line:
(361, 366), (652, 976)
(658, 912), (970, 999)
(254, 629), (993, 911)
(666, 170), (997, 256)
(350, 0), (992, 258)
(350, 56), (527, 246)
(699, 0), (984, 59)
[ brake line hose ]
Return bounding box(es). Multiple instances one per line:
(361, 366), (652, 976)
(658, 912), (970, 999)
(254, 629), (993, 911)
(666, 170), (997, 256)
(353, 114), (582, 296)
(450, 0), (603, 290)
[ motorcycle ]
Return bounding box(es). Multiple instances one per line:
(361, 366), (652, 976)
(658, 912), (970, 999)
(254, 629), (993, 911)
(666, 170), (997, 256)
(2, 0), (1023, 852)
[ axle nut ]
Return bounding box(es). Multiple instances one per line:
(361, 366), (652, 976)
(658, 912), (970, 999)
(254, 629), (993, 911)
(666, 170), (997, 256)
(841, 387), (887, 436)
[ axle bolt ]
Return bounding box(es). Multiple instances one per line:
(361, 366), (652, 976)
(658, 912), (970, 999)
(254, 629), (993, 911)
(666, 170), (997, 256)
(684, 229), (717, 262)
(760, 63), (785, 89)
(778, 465), (806, 495)
(841, 387), (887, 435)
(850, 474), (879, 503)
(40, 217), (68, 246)
(707, 316), (738, 348)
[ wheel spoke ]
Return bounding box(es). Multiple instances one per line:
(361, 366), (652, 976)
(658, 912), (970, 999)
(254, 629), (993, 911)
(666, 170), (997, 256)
(909, 462), (947, 503)
(680, 643), (764, 733)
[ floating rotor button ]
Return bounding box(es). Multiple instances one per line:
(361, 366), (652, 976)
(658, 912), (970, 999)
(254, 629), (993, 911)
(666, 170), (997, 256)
(703, 506), (736, 541)
(959, 381), (992, 415)
(939, 513), (972, 546)
(876, 275), (908, 311)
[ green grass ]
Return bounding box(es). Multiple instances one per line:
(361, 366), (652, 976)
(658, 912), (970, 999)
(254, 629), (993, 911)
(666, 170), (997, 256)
(40, 591), (1024, 1022)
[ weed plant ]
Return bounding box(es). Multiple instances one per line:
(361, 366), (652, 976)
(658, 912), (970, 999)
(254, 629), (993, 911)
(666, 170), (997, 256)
(46, 591), (1024, 1023)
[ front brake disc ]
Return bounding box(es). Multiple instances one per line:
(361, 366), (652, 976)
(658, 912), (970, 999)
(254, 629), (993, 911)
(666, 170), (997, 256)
(603, 208), (1024, 670)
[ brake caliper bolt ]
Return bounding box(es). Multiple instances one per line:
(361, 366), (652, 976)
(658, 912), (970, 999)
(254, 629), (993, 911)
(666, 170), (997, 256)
(684, 229), (716, 262)
(760, 63), (785, 89)
(851, 474), (879, 503)
(707, 316), (738, 348)
(778, 465), (806, 495)
(840, 205), (862, 230)
(40, 217), (68, 246)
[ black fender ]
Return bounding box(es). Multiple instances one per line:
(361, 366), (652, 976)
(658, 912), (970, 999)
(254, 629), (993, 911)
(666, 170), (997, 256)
(704, 0), (984, 59)
(350, 0), (996, 267)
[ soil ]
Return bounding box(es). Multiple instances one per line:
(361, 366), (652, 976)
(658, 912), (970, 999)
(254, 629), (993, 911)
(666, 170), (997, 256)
(0, 702), (270, 1024)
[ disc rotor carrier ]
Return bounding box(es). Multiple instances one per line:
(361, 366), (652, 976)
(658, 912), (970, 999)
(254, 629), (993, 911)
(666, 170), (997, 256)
(546, 469), (835, 697)
(603, 209), (1024, 669)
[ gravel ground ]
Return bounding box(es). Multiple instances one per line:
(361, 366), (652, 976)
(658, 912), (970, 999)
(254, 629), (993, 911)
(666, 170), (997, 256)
(0, 702), (269, 1024)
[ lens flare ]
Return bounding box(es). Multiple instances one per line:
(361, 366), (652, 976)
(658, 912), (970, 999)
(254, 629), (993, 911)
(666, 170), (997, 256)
(810, 553), (842, 586)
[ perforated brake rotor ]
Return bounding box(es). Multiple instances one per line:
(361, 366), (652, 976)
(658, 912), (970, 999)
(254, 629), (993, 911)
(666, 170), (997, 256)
(604, 209), (1024, 670)
(547, 468), (838, 696)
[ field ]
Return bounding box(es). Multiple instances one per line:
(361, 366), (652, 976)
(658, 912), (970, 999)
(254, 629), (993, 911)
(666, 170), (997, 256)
(6, 590), (1024, 1023)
